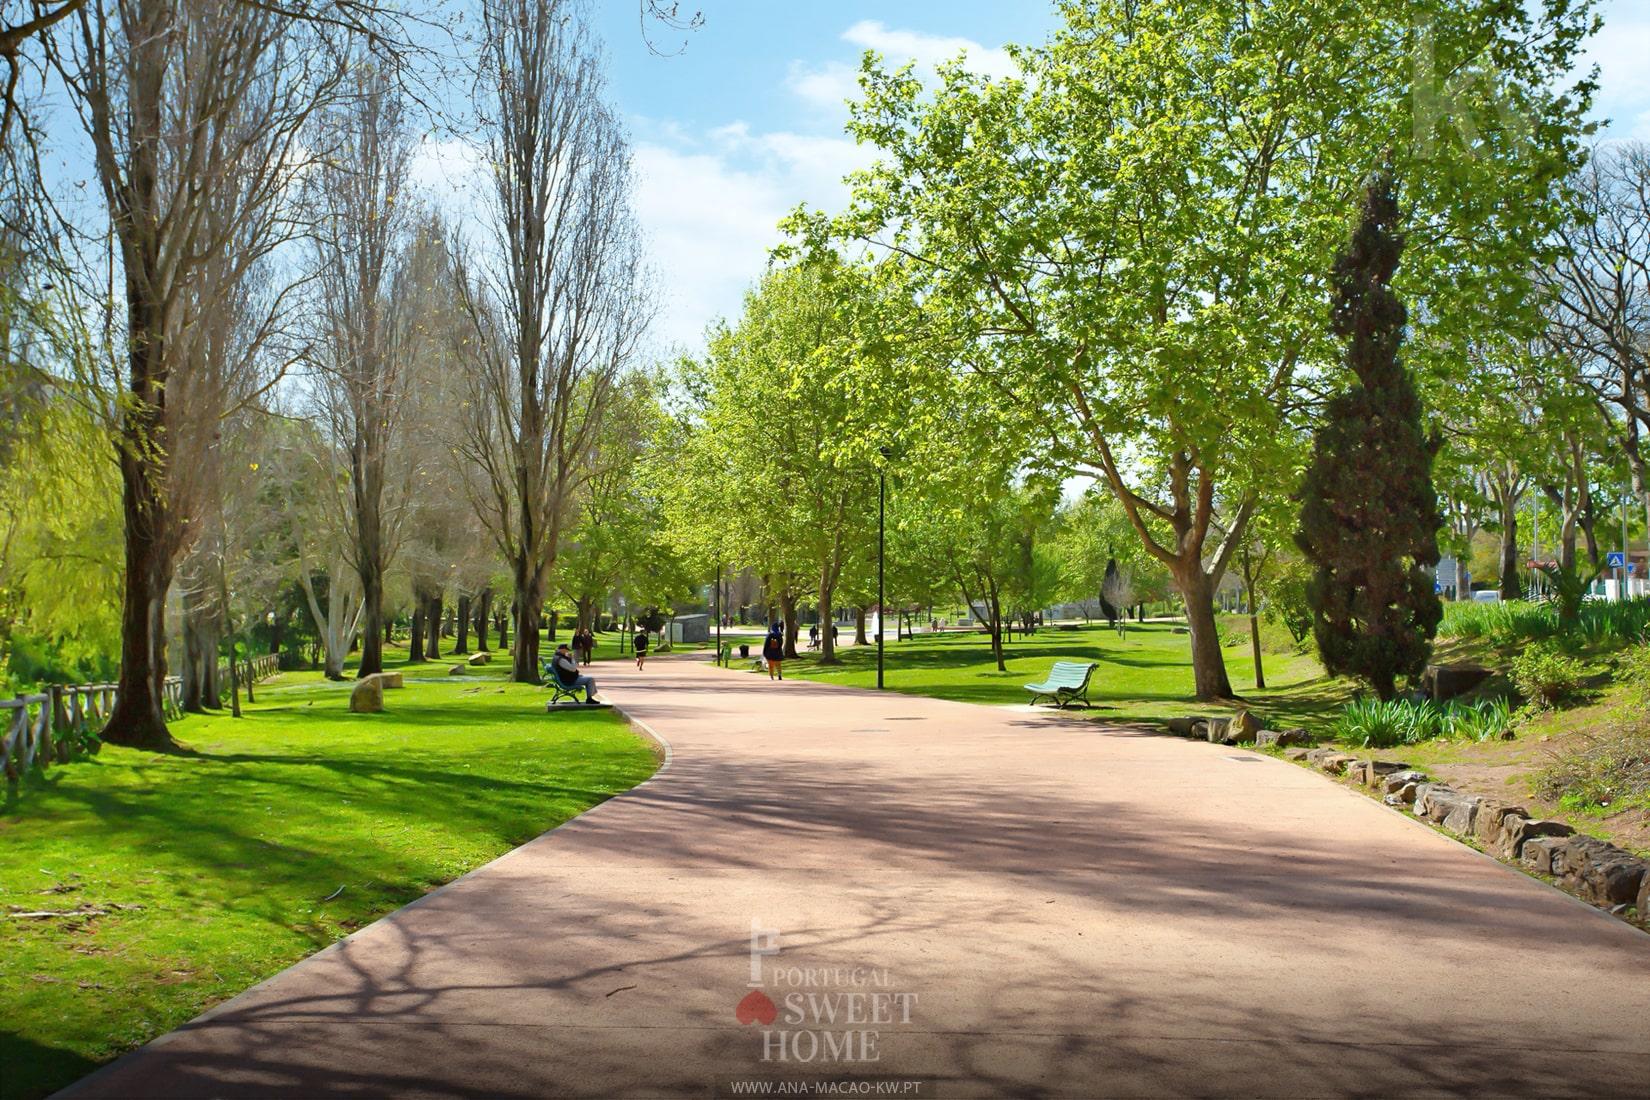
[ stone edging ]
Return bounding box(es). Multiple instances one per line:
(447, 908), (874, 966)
(1284, 745), (1650, 924)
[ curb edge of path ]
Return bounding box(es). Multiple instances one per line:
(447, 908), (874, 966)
(1238, 740), (1649, 936)
(52, 697), (678, 1100)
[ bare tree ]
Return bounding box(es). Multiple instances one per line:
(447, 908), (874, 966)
(50, 1), (336, 747)
(456, 0), (650, 682)
(306, 55), (416, 679)
(1542, 143), (1650, 542)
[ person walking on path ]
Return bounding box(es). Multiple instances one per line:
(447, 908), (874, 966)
(550, 644), (599, 704)
(761, 623), (786, 681)
(575, 628), (595, 666)
(632, 625), (650, 670)
(808, 623), (820, 650)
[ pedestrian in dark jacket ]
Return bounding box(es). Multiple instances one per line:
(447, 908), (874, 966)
(761, 623), (785, 680)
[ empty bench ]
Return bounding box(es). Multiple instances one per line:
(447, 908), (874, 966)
(1024, 660), (1097, 709)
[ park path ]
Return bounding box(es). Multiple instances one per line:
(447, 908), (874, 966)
(63, 655), (1650, 1099)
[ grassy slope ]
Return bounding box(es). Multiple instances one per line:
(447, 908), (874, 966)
(0, 647), (658, 1100)
(773, 619), (1349, 728)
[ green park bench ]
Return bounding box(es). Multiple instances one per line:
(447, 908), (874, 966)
(1024, 660), (1097, 710)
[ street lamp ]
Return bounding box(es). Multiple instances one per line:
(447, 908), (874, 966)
(877, 445), (892, 690)
(715, 561), (722, 663)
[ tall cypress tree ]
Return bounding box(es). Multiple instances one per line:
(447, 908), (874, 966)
(1296, 171), (1443, 700)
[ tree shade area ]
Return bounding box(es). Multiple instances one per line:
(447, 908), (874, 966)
(6, 0), (1650, 1095)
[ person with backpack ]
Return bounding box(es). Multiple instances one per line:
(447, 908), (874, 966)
(632, 625), (650, 670)
(761, 623), (785, 681)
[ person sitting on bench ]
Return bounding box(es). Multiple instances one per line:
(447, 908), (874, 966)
(551, 643), (598, 703)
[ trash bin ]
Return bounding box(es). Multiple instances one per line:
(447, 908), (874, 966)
(739, 643), (750, 658)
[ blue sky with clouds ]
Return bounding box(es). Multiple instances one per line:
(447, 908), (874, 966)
(435, 1), (1650, 352)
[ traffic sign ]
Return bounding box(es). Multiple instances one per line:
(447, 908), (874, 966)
(1630, 563), (1639, 575)
(1606, 551), (1627, 569)
(1434, 580), (1443, 594)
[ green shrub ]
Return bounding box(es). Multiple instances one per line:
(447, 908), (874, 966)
(1509, 642), (1588, 709)
(1332, 696), (1513, 748)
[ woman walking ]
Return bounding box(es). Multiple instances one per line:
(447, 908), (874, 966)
(761, 623), (785, 681)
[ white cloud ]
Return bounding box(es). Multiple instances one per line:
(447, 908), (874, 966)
(841, 19), (1016, 82)
(631, 127), (876, 349)
(786, 59), (860, 112)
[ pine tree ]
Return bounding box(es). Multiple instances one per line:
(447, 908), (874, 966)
(1296, 171), (1443, 700)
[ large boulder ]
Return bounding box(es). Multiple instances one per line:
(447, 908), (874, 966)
(1345, 759), (1411, 787)
(1545, 836), (1648, 905)
(1283, 747), (1313, 762)
(448, 664), (466, 676)
(1413, 785), (1481, 832)
(1166, 717), (1204, 737)
(1578, 853), (1649, 907)
(1317, 753), (1359, 776)
(1423, 663), (1493, 702)
(376, 671), (403, 689)
(468, 650), (491, 666)
(1382, 770), (1428, 794)
(1471, 800), (1530, 852)
(1494, 818), (1574, 862)
(1228, 710), (1262, 743)
(1521, 835), (1571, 875)
(1384, 784), (1420, 806)
(349, 676), (384, 714)
(1256, 728), (1313, 749)
(1205, 718), (1232, 744)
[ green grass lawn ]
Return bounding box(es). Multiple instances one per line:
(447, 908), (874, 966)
(0, 647), (659, 1100)
(774, 619), (1351, 729)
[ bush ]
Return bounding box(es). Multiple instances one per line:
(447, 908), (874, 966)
(1509, 643), (1588, 709)
(1534, 723), (1650, 812)
(1438, 596), (1650, 649)
(1333, 696), (1513, 748)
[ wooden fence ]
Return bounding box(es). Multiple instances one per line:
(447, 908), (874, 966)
(2, 653), (282, 780)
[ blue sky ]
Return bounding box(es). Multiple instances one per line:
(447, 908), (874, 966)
(491, 0), (1650, 352)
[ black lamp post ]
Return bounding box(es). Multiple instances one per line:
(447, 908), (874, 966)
(715, 561), (722, 663)
(877, 445), (891, 690)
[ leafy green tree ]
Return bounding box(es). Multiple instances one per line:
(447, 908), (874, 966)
(666, 261), (898, 664)
(803, 0), (1594, 700)
(1297, 173), (1442, 701)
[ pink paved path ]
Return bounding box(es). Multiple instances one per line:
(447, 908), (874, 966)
(63, 656), (1650, 1098)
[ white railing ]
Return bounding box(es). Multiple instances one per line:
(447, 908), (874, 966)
(2, 653), (283, 779)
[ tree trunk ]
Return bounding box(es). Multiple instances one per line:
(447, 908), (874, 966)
(988, 588), (1006, 673)
(499, 606), (510, 652)
(408, 599), (426, 663)
(1498, 496), (1520, 600)
(455, 595), (470, 654)
(512, 559), (543, 682)
(181, 580), (210, 713)
(817, 580), (838, 664)
(781, 590), (800, 659)
(548, 608), (558, 642)
(269, 613), (283, 658)
(1579, 494), (1601, 569)
(425, 593), (443, 659)
(854, 607), (868, 646)
(474, 589), (491, 651)
(1177, 568), (1234, 701)
(358, 564), (384, 678)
